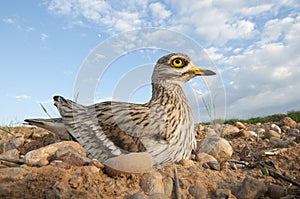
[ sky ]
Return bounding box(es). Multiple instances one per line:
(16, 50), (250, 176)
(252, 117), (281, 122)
(1, 0), (300, 124)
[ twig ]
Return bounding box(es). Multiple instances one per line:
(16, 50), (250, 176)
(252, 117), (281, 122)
(268, 168), (300, 187)
(0, 157), (25, 165)
(173, 168), (180, 199)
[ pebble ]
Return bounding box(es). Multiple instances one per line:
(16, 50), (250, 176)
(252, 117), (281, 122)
(268, 183), (286, 199)
(207, 161), (220, 170)
(195, 152), (218, 164)
(128, 192), (148, 199)
(179, 159), (195, 167)
(140, 171), (164, 195)
(215, 189), (237, 199)
(271, 124), (282, 134)
(220, 125), (240, 137)
(266, 130), (281, 139)
(0, 149), (20, 160)
(148, 193), (168, 199)
(198, 136), (233, 162)
(11, 137), (25, 148)
(104, 152), (153, 177)
(235, 176), (266, 199)
(269, 137), (291, 148)
(163, 176), (173, 198)
(281, 117), (297, 128)
(188, 185), (208, 199)
(24, 141), (86, 166)
(0, 142), (16, 154)
(235, 122), (246, 129)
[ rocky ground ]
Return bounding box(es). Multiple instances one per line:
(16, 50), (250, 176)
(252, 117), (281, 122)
(0, 116), (299, 199)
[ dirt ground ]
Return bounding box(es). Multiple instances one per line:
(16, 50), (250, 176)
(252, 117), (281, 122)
(0, 119), (299, 198)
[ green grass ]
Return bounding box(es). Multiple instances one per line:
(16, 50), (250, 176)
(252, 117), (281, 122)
(223, 110), (300, 124)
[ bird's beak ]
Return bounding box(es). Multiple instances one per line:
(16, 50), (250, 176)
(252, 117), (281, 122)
(189, 67), (216, 76)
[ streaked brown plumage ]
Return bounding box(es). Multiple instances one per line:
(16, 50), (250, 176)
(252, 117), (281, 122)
(25, 53), (216, 166)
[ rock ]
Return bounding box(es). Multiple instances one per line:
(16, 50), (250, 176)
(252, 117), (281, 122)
(140, 171), (164, 195)
(235, 176), (266, 199)
(281, 117), (297, 128)
(0, 142), (16, 154)
(198, 136), (233, 162)
(179, 159), (195, 167)
(220, 125), (240, 137)
(0, 149), (20, 159)
(266, 130), (281, 139)
(163, 176), (173, 198)
(104, 152), (153, 177)
(215, 189), (237, 199)
(268, 183), (286, 199)
(24, 141), (86, 166)
(207, 161), (220, 170)
(287, 128), (300, 136)
(11, 137), (25, 148)
(235, 122), (246, 129)
(207, 128), (218, 136)
(148, 193), (168, 199)
(128, 192), (148, 199)
(188, 185), (208, 199)
(32, 130), (50, 139)
(269, 137), (291, 148)
(271, 124), (281, 134)
(195, 152), (218, 164)
(49, 146), (90, 166)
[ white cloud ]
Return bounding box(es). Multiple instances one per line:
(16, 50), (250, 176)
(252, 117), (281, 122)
(15, 95), (31, 100)
(3, 18), (14, 24)
(40, 33), (49, 41)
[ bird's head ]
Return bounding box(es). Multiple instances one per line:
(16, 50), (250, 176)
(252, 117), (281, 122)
(152, 53), (216, 85)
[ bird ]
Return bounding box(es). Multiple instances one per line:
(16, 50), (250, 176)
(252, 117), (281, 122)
(25, 53), (216, 167)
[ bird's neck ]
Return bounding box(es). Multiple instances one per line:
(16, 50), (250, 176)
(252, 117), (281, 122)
(150, 81), (188, 104)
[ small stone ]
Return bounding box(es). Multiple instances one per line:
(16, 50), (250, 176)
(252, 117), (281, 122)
(198, 136), (233, 162)
(266, 130), (281, 139)
(287, 128), (300, 136)
(269, 137), (291, 148)
(235, 176), (266, 199)
(271, 124), (282, 134)
(0, 142), (16, 154)
(104, 152), (153, 177)
(237, 130), (251, 138)
(148, 193), (168, 199)
(128, 192), (148, 199)
(12, 137), (25, 148)
(207, 161), (220, 170)
(281, 117), (297, 128)
(49, 146), (90, 166)
(235, 122), (246, 129)
(163, 176), (173, 197)
(188, 185), (208, 199)
(215, 189), (237, 199)
(32, 130), (49, 139)
(179, 159), (195, 167)
(220, 125), (240, 137)
(0, 149), (20, 159)
(268, 183), (286, 199)
(207, 128), (218, 136)
(68, 176), (82, 189)
(24, 141), (86, 166)
(140, 171), (164, 195)
(195, 152), (218, 164)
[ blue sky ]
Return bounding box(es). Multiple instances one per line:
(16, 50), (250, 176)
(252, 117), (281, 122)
(1, 0), (300, 124)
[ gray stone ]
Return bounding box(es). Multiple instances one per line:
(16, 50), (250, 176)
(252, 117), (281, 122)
(140, 171), (164, 195)
(0, 149), (20, 159)
(188, 185), (208, 199)
(199, 136), (233, 162)
(271, 124), (282, 134)
(235, 122), (246, 129)
(235, 176), (266, 199)
(12, 137), (25, 148)
(268, 183), (286, 199)
(104, 152), (153, 177)
(163, 176), (173, 197)
(269, 137), (291, 148)
(195, 152), (218, 164)
(128, 192), (148, 199)
(24, 141), (86, 166)
(148, 193), (168, 199)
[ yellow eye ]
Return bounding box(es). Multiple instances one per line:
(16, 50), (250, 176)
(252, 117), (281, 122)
(172, 58), (184, 67)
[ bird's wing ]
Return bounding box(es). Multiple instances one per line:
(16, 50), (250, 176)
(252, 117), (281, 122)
(53, 96), (166, 161)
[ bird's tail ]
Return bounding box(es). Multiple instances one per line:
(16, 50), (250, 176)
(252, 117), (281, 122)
(24, 118), (71, 140)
